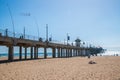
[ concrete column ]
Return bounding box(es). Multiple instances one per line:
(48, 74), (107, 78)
(25, 47), (27, 59)
(19, 46), (22, 60)
(60, 48), (61, 58)
(63, 49), (66, 57)
(61, 48), (63, 58)
(85, 49), (88, 56)
(68, 49), (70, 57)
(77, 49), (79, 56)
(66, 49), (68, 58)
(83, 49), (86, 56)
(67, 49), (69, 57)
(52, 48), (56, 58)
(78, 50), (79, 56)
(74, 49), (76, 56)
(76, 49), (78, 56)
(79, 50), (81, 56)
(70, 49), (72, 57)
(77, 50), (78, 56)
(31, 47), (33, 59)
(36, 47), (38, 58)
(8, 46), (14, 61)
(62, 48), (64, 58)
(81, 49), (83, 56)
(44, 47), (47, 59)
(34, 47), (37, 59)
(88, 49), (90, 55)
(67, 49), (70, 57)
(73, 49), (75, 57)
(58, 48), (60, 58)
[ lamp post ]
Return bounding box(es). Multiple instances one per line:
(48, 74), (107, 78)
(23, 27), (25, 39)
(67, 33), (70, 45)
(46, 24), (48, 42)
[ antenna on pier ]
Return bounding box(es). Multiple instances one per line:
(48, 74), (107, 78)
(6, 4), (15, 37)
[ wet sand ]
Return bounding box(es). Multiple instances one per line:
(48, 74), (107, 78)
(0, 56), (120, 80)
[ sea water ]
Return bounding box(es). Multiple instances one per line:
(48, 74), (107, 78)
(0, 52), (54, 58)
(0, 51), (120, 58)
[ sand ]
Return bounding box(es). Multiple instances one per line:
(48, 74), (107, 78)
(0, 56), (120, 80)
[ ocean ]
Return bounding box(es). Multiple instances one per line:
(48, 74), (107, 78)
(0, 51), (120, 58)
(0, 52), (53, 58)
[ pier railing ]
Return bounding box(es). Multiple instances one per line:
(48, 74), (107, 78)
(0, 29), (89, 47)
(0, 29), (46, 41)
(0, 29), (69, 45)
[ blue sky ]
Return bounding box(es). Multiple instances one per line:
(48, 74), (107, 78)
(0, 0), (120, 51)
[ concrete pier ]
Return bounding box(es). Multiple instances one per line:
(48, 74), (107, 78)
(0, 34), (101, 62)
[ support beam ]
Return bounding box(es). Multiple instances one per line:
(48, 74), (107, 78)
(74, 49), (76, 56)
(73, 49), (75, 56)
(52, 48), (56, 58)
(77, 49), (80, 56)
(70, 49), (72, 57)
(58, 48), (60, 58)
(8, 46), (14, 61)
(61, 48), (63, 58)
(76, 50), (78, 56)
(44, 47), (47, 59)
(68, 49), (70, 57)
(67, 49), (69, 57)
(36, 47), (38, 58)
(66, 49), (68, 58)
(62, 48), (64, 58)
(81, 49), (83, 56)
(34, 47), (37, 59)
(83, 49), (85, 56)
(31, 47), (33, 59)
(19, 46), (22, 60)
(25, 47), (27, 59)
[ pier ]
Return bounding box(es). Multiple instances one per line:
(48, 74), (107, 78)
(0, 29), (101, 62)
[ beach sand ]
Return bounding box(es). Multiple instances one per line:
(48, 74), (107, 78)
(0, 56), (120, 80)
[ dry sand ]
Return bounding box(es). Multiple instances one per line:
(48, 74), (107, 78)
(0, 56), (120, 80)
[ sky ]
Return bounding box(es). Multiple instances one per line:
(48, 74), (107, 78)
(0, 0), (120, 51)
